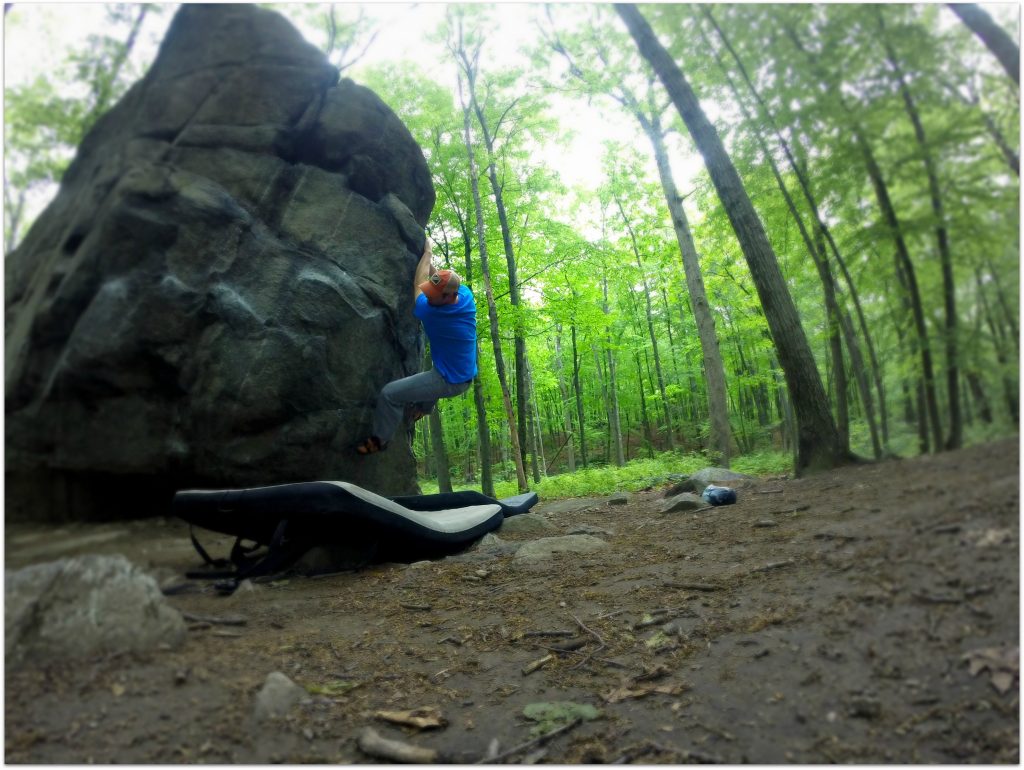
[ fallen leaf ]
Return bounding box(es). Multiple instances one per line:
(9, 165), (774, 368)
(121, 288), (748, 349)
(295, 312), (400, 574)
(962, 645), (1019, 694)
(645, 630), (677, 652)
(971, 529), (1013, 548)
(307, 680), (362, 697)
(991, 672), (1015, 694)
(111, 683), (126, 697)
(522, 701), (601, 737)
(374, 706), (448, 730)
(603, 682), (686, 703)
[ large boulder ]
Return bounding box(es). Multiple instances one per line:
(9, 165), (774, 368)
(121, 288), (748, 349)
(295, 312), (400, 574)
(5, 5), (436, 520)
(5, 554), (186, 666)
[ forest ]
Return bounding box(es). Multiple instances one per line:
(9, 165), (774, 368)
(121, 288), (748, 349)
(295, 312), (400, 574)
(5, 3), (1020, 497)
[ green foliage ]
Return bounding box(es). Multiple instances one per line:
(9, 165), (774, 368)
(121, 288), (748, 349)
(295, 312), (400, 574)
(420, 448), (795, 499)
(729, 450), (793, 477)
(8, 3), (1018, 486)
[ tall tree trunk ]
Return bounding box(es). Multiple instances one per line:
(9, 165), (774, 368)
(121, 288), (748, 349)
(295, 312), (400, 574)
(630, 101), (730, 464)
(428, 409), (452, 493)
(701, 14), (880, 457)
(603, 276), (626, 466)
(617, 3), (849, 475)
(571, 323), (588, 467)
(947, 3), (1020, 86)
(463, 62), (531, 473)
(616, 197), (676, 451)
(705, 6), (890, 447)
(858, 135), (944, 452)
(965, 371), (995, 423)
(422, 349), (453, 492)
(554, 325), (576, 473)
(877, 8), (962, 449)
(472, 339), (495, 497)
(983, 257), (1019, 348)
(592, 345), (610, 462)
(980, 111), (1021, 176)
(525, 356), (544, 482)
(892, 254), (931, 454)
(976, 269), (1020, 423)
(456, 68), (527, 492)
(455, 178), (495, 497)
(783, 21), (944, 452)
(634, 352), (655, 458)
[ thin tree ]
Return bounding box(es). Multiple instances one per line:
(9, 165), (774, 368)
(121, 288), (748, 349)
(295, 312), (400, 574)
(614, 195), (676, 451)
(453, 23), (533, 473)
(453, 51), (528, 491)
(876, 7), (962, 449)
(782, 19), (945, 452)
(697, 13), (880, 457)
(701, 5), (889, 450)
(615, 3), (852, 474)
(544, 15), (732, 464)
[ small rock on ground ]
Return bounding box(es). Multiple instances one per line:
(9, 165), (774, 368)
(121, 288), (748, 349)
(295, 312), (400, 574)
(254, 672), (307, 721)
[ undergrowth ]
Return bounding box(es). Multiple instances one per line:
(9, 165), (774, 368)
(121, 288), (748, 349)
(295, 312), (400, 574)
(419, 449), (794, 500)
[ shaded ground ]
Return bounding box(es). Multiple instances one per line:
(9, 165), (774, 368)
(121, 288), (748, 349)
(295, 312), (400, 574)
(5, 437), (1019, 763)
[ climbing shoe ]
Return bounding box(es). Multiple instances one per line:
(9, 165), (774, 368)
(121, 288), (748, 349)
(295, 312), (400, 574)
(355, 435), (388, 455)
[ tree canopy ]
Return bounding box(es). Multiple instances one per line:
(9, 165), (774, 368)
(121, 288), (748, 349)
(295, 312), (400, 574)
(5, 2), (1019, 488)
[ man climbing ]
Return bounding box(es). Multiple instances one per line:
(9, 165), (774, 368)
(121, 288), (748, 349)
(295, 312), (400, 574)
(356, 239), (478, 454)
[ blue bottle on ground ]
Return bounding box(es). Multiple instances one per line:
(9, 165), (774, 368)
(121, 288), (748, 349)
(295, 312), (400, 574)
(702, 485), (737, 506)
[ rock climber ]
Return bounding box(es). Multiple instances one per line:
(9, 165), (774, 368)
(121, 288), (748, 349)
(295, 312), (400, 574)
(356, 239), (478, 454)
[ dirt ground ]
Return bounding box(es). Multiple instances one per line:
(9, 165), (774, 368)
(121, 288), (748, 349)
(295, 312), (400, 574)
(4, 437), (1020, 764)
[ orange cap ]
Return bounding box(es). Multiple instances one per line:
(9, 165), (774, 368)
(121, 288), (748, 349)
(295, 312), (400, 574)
(419, 269), (461, 305)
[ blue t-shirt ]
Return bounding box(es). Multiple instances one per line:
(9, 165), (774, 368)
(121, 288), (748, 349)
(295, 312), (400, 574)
(414, 285), (478, 383)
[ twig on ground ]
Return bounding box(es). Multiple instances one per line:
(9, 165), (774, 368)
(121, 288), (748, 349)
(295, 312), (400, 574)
(474, 718), (582, 764)
(535, 645), (628, 669)
(522, 654), (555, 675)
(545, 636), (588, 652)
(913, 592), (963, 605)
(754, 488), (785, 495)
(751, 559), (795, 573)
(522, 629), (575, 638)
(400, 602), (432, 611)
(357, 726), (439, 763)
(663, 582), (722, 592)
(694, 719), (736, 741)
(571, 614), (604, 646)
(181, 612), (247, 626)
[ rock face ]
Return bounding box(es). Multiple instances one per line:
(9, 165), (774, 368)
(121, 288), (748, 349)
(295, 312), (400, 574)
(5, 5), (436, 520)
(5, 554), (186, 666)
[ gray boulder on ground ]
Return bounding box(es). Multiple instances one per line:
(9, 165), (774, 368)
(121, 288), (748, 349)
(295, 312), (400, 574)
(690, 468), (752, 488)
(5, 554), (186, 666)
(514, 535), (609, 562)
(498, 513), (557, 536)
(660, 493), (707, 514)
(5, 4), (435, 520)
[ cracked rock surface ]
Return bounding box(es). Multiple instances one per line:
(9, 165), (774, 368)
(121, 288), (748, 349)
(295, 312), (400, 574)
(6, 5), (435, 519)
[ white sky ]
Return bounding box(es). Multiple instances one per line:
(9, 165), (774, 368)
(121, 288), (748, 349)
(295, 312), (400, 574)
(2, 1), (662, 233)
(3, 2), (1017, 240)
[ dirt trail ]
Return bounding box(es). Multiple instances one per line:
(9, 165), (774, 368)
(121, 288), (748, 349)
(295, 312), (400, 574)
(5, 437), (1019, 763)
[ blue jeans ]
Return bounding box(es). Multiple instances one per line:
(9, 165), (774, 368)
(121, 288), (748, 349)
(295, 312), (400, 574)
(372, 368), (472, 443)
